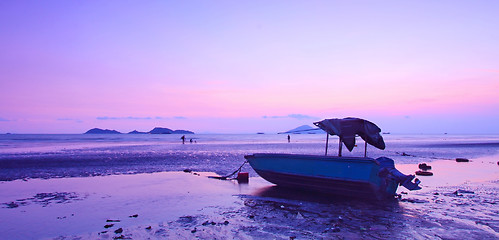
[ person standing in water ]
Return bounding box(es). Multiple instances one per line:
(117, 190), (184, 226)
(287, 135), (290, 143)
(181, 135), (186, 144)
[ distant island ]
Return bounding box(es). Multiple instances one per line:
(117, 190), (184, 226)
(85, 128), (121, 134)
(281, 125), (324, 134)
(85, 127), (194, 134)
(128, 130), (147, 134)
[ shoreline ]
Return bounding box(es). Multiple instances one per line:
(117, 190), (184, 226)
(1, 155), (498, 239)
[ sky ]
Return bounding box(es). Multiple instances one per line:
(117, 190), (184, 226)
(1, 1), (498, 134)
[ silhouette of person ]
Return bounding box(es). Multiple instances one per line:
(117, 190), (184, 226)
(190, 138), (193, 143)
(287, 135), (290, 143)
(181, 135), (185, 144)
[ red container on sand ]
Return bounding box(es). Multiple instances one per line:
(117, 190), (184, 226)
(237, 172), (249, 183)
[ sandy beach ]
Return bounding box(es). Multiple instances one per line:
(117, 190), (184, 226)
(1, 154), (498, 239)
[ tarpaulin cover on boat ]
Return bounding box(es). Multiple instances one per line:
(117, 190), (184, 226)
(313, 117), (385, 151)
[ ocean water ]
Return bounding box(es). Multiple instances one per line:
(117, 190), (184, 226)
(1, 133), (498, 181)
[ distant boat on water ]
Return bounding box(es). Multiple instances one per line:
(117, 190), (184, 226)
(245, 117), (421, 200)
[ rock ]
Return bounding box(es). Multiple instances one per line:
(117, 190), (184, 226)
(5, 202), (19, 208)
(104, 224), (114, 228)
(191, 228), (197, 233)
(418, 163), (432, 170)
(106, 219), (121, 222)
(454, 189), (474, 195)
(114, 228), (123, 234)
(202, 221), (216, 226)
(401, 198), (428, 203)
(223, 220), (229, 225)
(145, 226), (152, 230)
(183, 169), (192, 173)
(415, 170), (433, 176)
(456, 158), (469, 162)
(129, 214), (138, 218)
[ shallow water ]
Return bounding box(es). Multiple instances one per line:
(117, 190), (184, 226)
(0, 133), (498, 239)
(1, 133), (498, 181)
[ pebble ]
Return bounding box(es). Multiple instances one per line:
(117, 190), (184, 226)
(114, 228), (123, 234)
(104, 224), (114, 228)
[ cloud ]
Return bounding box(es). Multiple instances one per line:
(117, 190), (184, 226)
(155, 116), (187, 120)
(97, 116), (152, 120)
(57, 118), (83, 123)
(262, 114), (318, 120)
(98, 116), (187, 120)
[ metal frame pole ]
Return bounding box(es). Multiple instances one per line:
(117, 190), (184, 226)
(325, 134), (329, 156)
(338, 137), (343, 157)
(364, 141), (367, 157)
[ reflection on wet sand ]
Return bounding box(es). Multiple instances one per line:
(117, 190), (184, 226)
(0, 157), (497, 239)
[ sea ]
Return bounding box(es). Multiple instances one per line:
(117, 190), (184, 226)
(1, 133), (499, 181)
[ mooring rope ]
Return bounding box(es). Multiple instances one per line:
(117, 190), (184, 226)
(209, 160), (248, 180)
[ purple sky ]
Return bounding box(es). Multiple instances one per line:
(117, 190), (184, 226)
(1, 1), (498, 134)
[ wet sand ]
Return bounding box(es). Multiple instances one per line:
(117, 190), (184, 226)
(1, 156), (498, 239)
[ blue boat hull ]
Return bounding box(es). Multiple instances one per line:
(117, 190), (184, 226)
(244, 153), (399, 199)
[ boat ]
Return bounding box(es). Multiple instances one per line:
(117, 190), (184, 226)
(244, 117), (421, 199)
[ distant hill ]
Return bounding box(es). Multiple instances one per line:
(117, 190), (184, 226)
(85, 128), (121, 134)
(282, 125), (324, 134)
(149, 127), (173, 134)
(149, 127), (194, 134)
(172, 129), (195, 134)
(128, 130), (147, 134)
(85, 127), (194, 135)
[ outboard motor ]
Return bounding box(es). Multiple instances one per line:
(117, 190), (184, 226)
(377, 157), (421, 191)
